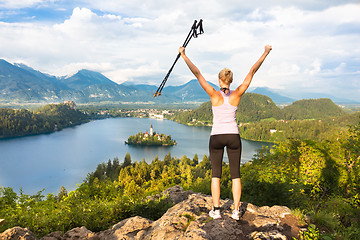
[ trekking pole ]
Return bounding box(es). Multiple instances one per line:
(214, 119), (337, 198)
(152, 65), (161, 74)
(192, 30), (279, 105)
(153, 19), (204, 97)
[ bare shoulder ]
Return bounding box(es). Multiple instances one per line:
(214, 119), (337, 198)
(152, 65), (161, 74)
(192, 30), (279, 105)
(229, 90), (241, 106)
(211, 91), (223, 106)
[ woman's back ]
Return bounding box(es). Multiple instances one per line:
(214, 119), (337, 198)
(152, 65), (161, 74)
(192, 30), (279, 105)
(211, 90), (238, 136)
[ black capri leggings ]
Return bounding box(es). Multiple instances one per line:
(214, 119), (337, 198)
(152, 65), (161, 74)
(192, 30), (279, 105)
(209, 134), (242, 179)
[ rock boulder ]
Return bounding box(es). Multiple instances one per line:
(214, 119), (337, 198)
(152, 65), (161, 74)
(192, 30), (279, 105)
(0, 226), (38, 240)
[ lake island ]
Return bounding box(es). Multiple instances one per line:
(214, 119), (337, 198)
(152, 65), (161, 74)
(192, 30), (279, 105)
(125, 124), (176, 146)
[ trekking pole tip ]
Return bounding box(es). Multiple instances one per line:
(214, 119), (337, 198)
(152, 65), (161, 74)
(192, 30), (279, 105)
(153, 92), (161, 98)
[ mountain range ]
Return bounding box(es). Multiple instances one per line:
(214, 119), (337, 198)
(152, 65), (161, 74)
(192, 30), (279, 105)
(0, 59), (355, 105)
(0, 59), (219, 104)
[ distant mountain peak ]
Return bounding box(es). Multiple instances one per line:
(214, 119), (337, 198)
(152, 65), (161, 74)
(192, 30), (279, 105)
(250, 87), (294, 104)
(77, 69), (101, 75)
(65, 69), (99, 79)
(185, 79), (199, 84)
(64, 72), (77, 79)
(61, 69), (117, 90)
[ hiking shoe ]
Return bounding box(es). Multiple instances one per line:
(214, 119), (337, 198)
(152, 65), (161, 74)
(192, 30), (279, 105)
(231, 209), (241, 220)
(209, 208), (221, 219)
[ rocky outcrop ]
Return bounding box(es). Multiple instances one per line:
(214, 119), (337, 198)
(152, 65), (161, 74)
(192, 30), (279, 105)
(0, 186), (302, 240)
(0, 226), (38, 240)
(148, 185), (195, 204)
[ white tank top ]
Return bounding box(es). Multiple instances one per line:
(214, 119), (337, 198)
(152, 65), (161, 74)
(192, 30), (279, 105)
(211, 90), (239, 135)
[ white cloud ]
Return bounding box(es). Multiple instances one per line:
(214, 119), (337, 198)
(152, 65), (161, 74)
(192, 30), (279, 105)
(0, 0), (55, 9)
(305, 59), (322, 76)
(0, 1), (359, 101)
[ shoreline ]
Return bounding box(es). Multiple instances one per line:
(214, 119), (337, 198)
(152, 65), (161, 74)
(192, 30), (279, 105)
(1, 115), (278, 144)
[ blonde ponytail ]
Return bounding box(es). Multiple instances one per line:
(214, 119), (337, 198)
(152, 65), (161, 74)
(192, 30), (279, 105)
(218, 68), (233, 85)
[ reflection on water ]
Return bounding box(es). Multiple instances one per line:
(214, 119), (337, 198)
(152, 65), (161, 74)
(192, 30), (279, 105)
(0, 118), (272, 195)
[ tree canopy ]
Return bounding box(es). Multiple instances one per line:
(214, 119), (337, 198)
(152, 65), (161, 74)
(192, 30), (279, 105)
(0, 103), (88, 138)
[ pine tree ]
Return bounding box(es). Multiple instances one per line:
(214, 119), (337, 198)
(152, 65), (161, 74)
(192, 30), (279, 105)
(123, 152), (132, 168)
(58, 186), (68, 201)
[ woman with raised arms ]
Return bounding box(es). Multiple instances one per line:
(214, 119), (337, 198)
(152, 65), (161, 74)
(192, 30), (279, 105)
(179, 44), (272, 220)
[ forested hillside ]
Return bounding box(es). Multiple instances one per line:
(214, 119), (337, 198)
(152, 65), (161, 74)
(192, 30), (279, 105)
(282, 98), (346, 120)
(239, 112), (360, 142)
(237, 93), (283, 122)
(0, 102), (88, 138)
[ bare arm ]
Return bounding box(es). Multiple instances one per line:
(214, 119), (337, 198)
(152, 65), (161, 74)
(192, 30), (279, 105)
(233, 45), (272, 97)
(179, 47), (217, 97)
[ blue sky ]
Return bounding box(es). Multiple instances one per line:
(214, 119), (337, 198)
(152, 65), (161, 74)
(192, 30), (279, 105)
(0, 0), (359, 101)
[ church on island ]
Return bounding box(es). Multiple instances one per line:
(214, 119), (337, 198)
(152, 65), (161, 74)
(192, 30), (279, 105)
(125, 124), (176, 146)
(144, 124), (159, 140)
